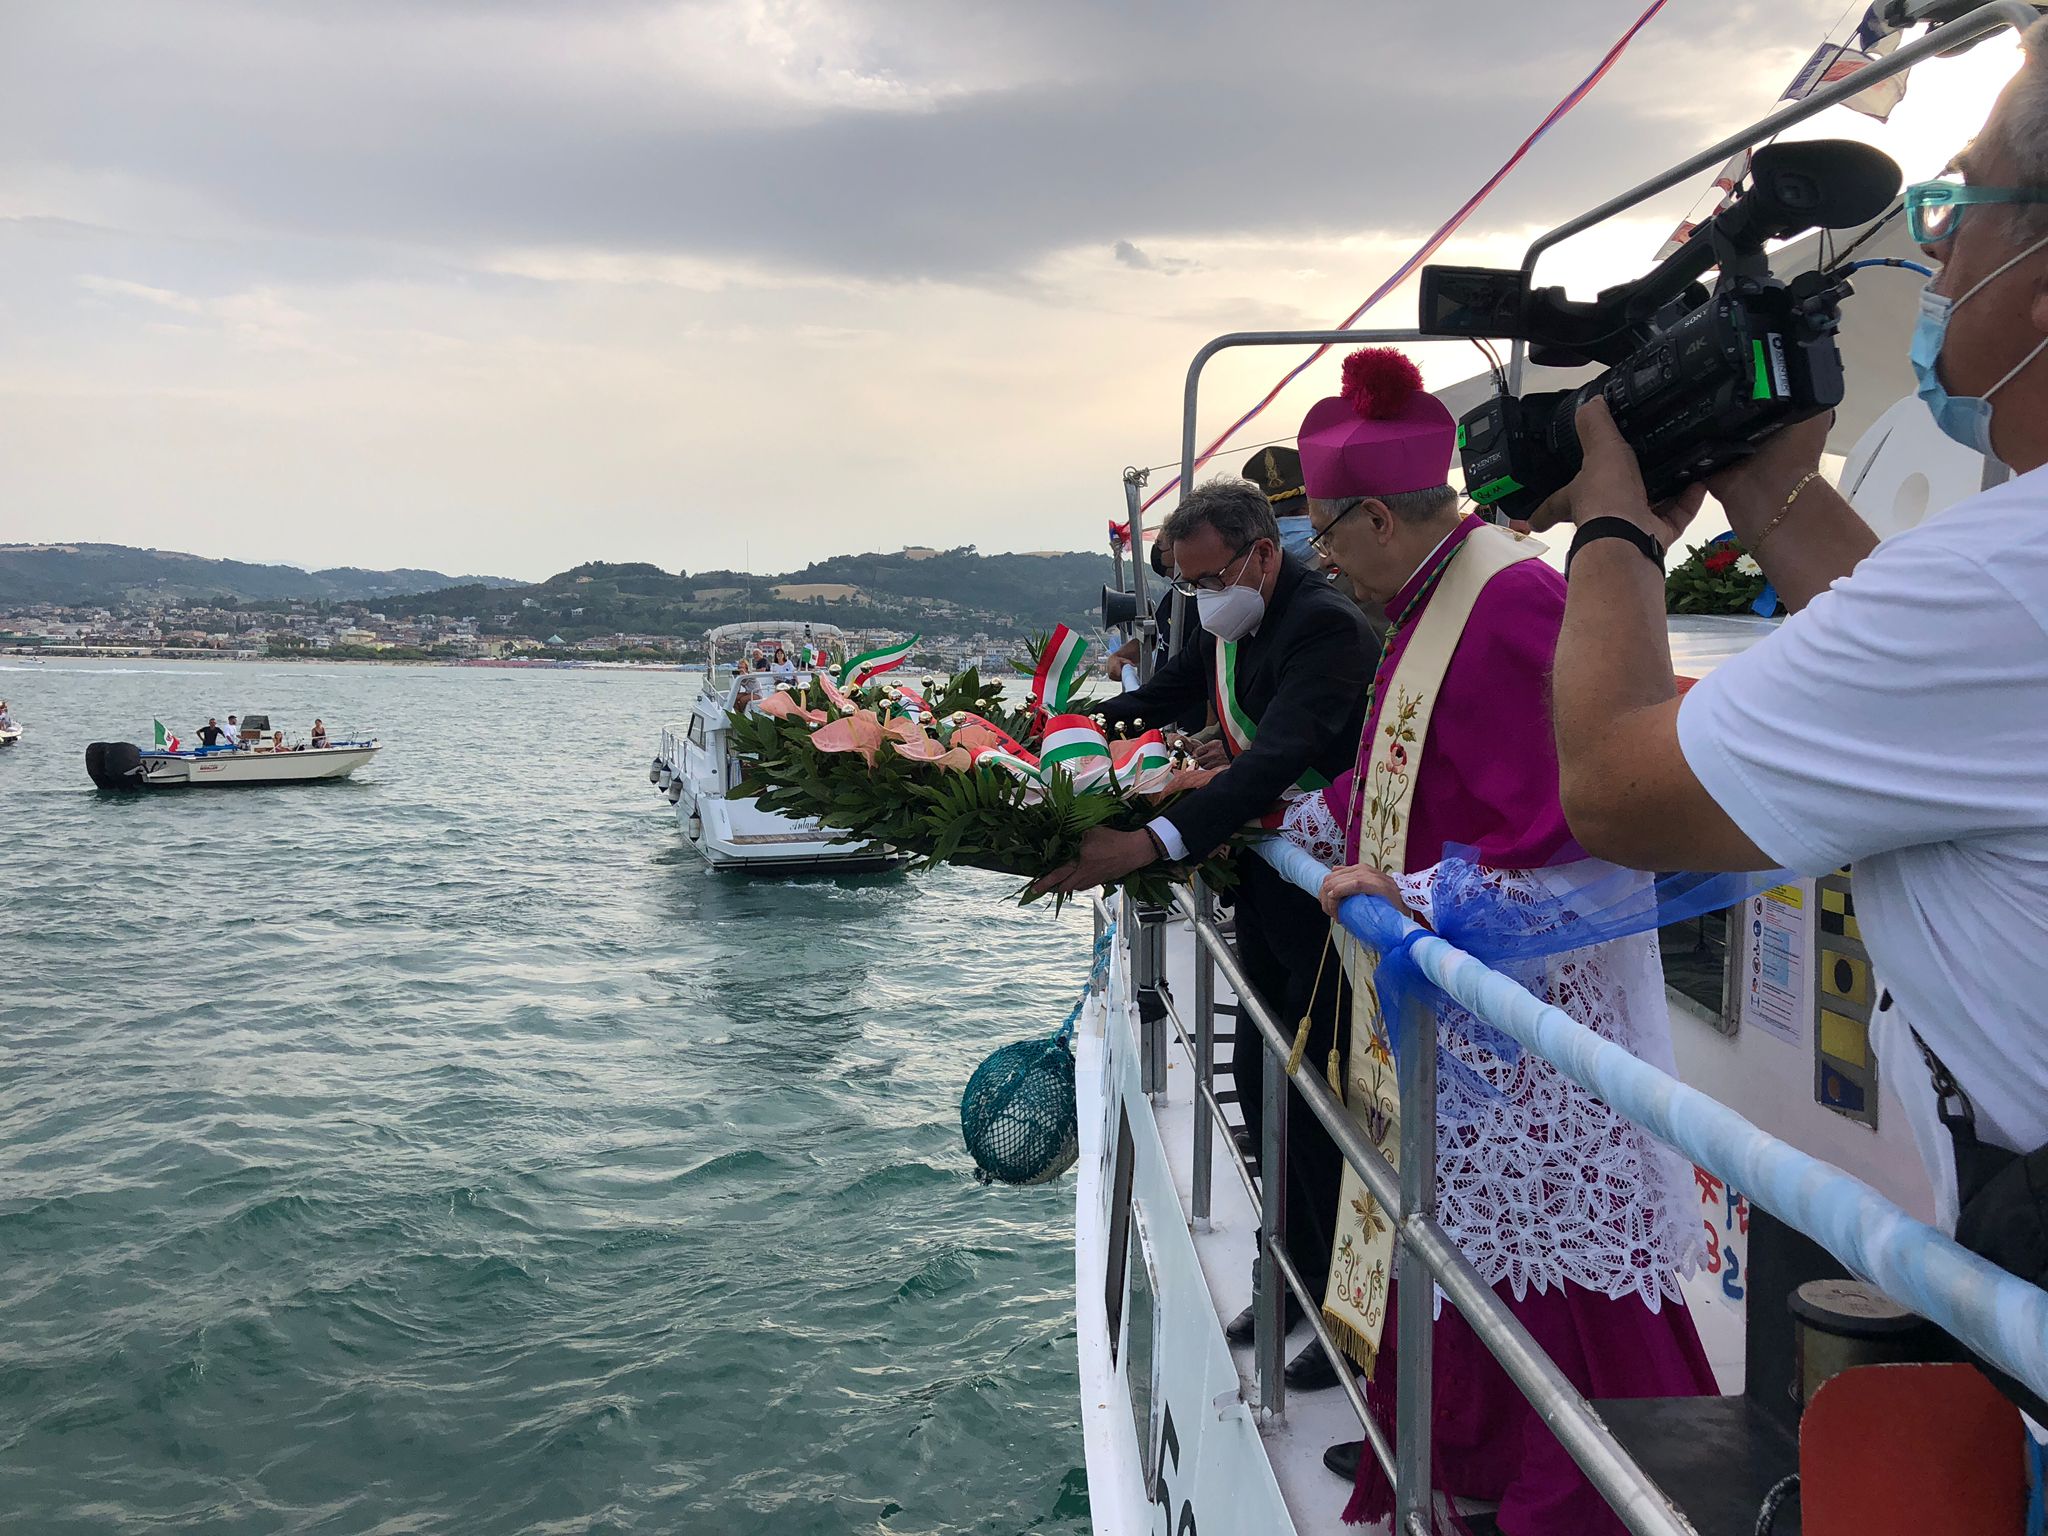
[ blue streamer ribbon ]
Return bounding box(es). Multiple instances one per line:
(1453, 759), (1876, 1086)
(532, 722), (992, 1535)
(1364, 847), (1785, 1119)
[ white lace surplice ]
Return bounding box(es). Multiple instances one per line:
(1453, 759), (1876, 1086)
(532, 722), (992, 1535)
(1280, 794), (1702, 1309)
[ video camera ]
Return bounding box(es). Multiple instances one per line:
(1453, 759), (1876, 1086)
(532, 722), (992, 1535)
(1418, 140), (1902, 523)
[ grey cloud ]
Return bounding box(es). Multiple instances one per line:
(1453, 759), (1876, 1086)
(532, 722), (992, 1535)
(0, 0), (1845, 287)
(1113, 239), (1197, 275)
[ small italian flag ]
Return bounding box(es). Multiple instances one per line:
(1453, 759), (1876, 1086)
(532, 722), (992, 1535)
(840, 634), (920, 686)
(1111, 728), (1172, 789)
(1037, 712), (1113, 788)
(1030, 624), (1090, 713)
(153, 719), (169, 749)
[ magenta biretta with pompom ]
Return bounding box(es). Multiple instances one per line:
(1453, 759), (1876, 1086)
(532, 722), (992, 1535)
(1296, 346), (1458, 500)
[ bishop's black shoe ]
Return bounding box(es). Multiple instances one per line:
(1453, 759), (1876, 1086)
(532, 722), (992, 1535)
(1322, 1440), (1362, 1479)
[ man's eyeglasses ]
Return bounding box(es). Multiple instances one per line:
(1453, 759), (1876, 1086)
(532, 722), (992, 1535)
(1904, 178), (2048, 245)
(1169, 543), (1258, 598)
(1307, 498), (1367, 559)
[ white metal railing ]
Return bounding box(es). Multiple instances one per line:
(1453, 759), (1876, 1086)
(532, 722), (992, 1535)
(1121, 835), (2048, 1536)
(1255, 838), (2048, 1409)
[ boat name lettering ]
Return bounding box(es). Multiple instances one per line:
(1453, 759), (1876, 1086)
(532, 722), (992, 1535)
(1151, 1402), (1197, 1536)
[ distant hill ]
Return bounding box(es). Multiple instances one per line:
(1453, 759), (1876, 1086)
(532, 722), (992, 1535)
(0, 543), (520, 606)
(383, 547), (1114, 643)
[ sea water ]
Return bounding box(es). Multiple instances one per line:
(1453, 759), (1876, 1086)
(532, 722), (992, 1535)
(0, 660), (1092, 1535)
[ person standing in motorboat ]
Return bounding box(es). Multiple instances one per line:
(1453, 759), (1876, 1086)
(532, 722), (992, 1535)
(196, 717), (227, 749)
(0, 700), (16, 731)
(1536, 17), (2048, 1418)
(310, 719), (329, 749)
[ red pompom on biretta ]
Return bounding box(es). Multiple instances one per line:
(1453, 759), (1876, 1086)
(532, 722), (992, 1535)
(1339, 346), (1425, 422)
(1296, 344), (1455, 499)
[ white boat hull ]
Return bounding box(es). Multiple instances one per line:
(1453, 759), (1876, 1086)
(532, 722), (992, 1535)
(1075, 923), (1304, 1536)
(138, 744), (379, 787)
(654, 673), (905, 875)
(0, 726), (19, 747)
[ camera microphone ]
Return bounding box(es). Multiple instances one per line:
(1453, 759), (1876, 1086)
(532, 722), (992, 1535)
(1419, 139), (1903, 521)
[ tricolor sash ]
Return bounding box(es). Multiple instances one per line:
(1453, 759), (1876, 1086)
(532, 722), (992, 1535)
(1211, 639), (1330, 792)
(1320, 524), (1541, 1373)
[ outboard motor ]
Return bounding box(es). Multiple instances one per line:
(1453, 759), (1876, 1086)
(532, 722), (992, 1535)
(85, 741), (145, 791)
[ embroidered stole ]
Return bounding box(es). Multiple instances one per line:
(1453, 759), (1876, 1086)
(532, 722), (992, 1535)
(1320, 525), (1541, 1373)
(1211, 638), (1331, 791)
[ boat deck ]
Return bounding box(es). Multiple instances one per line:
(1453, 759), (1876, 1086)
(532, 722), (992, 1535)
(1148, 913), (1390, 1535)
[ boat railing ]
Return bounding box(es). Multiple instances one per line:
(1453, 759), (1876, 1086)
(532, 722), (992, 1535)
(1096, 834), (2048, 1536)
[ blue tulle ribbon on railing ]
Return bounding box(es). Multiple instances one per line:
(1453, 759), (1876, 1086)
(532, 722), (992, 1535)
(1257, 837), (1788, 1121)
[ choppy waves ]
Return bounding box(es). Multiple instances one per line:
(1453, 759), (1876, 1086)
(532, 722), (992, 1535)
(0, 661), (1093, 1534)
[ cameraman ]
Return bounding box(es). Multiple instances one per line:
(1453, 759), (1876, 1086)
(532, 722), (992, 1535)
(1535, 18), (2048, 1242)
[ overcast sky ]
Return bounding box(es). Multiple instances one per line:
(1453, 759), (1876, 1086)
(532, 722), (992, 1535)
(0, 1), (2021, 579)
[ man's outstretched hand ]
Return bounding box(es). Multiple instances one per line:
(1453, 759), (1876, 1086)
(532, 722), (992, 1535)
(1524, 397), (1706, 543)
(1028, 825), (1160, 897)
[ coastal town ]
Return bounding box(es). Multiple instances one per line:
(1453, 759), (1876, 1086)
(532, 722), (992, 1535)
(0, 595), (1016, 673)
(0, 542), (1104, 670)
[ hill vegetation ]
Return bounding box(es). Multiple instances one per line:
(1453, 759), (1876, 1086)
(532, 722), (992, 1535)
(382, 547), (1112, 642)
(4, 541), (1116, 645)
(0, 543), (518, 606)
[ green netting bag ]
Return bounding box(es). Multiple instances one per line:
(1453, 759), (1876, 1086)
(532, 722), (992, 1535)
(959, 922), (1117, 1187)
(961, 1036), (1080, 1186)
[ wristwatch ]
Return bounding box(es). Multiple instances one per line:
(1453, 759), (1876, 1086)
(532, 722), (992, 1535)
(1566, 517), (1665, 578)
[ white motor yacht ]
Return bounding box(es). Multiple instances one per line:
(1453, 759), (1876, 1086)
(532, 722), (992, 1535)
(651, 623), (908, 875)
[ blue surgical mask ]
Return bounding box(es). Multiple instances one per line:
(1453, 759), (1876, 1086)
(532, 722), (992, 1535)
(1275, 513), (1316, 559)
(1911, 229), (2048, 457)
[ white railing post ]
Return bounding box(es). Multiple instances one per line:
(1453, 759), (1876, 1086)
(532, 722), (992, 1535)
(1191, 876), (1216, 1227)
(1257, 1023), (1289, 1417)
(1394, 986), (1438, 1535)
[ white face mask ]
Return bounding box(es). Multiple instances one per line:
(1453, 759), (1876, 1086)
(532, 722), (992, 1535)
(1194, 548), (1268, 641)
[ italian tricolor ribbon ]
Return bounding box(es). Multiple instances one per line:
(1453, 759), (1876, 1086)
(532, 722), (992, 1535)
(1110, 729), (1175, 795)
(1037, 713), (1114, 788)
(1030, 625), (1089, 714)
(840, 635), (919, 686)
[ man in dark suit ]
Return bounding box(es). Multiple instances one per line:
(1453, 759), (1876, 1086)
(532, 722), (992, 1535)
(1034, 477), (1377, 1379)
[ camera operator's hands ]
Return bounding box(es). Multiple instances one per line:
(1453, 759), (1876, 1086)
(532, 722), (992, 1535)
(1524, 398), (1707, 544)
(1703, 412), (1831, 539)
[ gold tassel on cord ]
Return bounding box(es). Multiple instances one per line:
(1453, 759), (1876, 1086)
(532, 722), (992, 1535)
(1285, 925), (1337, 1077)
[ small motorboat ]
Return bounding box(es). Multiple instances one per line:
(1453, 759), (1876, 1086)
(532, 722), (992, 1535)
(86, 713), (379, 790)
(0, 724), (20, 747)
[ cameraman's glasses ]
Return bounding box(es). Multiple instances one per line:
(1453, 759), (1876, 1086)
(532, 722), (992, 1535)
(1905, 177), (2048, 245)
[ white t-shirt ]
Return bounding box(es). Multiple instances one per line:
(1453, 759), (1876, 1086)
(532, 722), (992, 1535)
(1678, 464), (2048, 1232)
